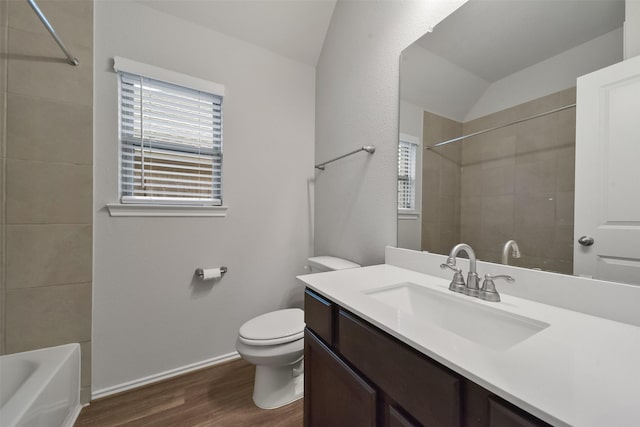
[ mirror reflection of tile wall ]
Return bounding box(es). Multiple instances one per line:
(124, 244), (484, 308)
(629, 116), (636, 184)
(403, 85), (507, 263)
(422, 88), (575, 274)
(422, 113), (462, 254)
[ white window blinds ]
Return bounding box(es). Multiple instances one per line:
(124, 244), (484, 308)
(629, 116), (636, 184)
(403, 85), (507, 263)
(119, 71), (223, 205)
(398, 140), (417, 210)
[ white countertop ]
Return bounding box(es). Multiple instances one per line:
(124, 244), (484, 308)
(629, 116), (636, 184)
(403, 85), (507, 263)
(298, 264), (640, 427)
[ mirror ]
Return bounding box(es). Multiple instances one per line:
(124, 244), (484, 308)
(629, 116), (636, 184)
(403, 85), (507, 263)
(398, 0), (626, 276)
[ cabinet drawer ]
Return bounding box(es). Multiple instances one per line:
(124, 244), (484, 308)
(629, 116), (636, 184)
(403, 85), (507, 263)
(304, 289), (333, 344)
(338, 310), (461, 427)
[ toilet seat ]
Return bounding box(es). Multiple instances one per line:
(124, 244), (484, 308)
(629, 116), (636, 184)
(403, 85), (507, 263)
(238, 331), (304, 346)
(238, 308), (304, 347)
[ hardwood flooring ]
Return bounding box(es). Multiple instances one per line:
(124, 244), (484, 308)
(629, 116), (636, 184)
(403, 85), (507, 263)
(75, 359), (303, 427)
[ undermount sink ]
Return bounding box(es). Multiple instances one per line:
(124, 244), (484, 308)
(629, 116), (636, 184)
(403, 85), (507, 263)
(364, 282), (549, 350)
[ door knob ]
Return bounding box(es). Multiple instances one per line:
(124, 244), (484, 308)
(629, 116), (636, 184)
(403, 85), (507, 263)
(578, 236), (595, 246)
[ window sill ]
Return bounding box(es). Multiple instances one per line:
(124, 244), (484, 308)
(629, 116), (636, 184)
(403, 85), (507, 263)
(398, 210), (420, 220)
(107, 203), (228, 217)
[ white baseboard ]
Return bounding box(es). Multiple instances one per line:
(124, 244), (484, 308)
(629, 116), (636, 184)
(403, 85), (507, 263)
(91, 351), (240, 400)
(63, 404), (83, 427)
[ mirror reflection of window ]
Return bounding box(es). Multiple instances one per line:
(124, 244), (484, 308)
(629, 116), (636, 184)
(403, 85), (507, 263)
(398, 138), (418, 211)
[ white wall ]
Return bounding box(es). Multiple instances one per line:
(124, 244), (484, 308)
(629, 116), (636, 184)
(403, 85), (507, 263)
(401, 44), (489, 122)
(626, 0), (640, 59)
(400, 27), (623, 123)
(314, 0), (466, 266)
(465, 28), (623, 120)
(93, 1), (315, 394)
(398, 101), (423, 251)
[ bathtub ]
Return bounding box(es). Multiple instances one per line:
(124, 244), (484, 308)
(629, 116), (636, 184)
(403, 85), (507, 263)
(0, 344), (81, 427)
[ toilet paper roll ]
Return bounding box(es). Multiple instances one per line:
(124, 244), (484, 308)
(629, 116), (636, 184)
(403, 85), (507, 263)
(200, 268), (222, 280)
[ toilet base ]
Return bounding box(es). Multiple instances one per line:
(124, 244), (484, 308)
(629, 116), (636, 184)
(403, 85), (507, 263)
(252, 359), (304, 409)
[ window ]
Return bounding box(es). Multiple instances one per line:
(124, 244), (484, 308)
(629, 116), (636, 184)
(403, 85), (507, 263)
(398, 139), (417, 210)
(115, 58), (224, 207)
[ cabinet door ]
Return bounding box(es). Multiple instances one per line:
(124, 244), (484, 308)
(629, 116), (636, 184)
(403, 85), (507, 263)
(338, 310), (461, 427)
(489, 398), (550, 427)
(304, 329), (377, 427)
(388, 406), (419, 427)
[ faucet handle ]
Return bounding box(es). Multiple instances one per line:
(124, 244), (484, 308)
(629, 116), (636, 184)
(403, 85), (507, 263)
(440, 263), (461, 273)
(441, 263), (466, 293)
(480, 274), (515, 302)
(485, 274), (515, 283)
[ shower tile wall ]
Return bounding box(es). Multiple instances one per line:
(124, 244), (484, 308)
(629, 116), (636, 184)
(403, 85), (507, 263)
(0, 0), (93, 402)
(421, 112), (462, 254)
(460, 88), (576, 274)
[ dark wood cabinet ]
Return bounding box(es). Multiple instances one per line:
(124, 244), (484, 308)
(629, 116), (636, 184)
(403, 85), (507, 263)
(304, 289), (333, 345)
(304, 288), (551, 427)
(488, 398), (544, 427)
(304, 329), (377, 427)
(388, 406), (419, 427)
(338, 310), (461, 427)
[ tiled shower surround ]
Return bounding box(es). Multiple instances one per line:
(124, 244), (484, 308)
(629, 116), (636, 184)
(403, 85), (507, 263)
(422, 88), (575, 274)
(0, 0), (93, 403)
(421, 112), (462, 255)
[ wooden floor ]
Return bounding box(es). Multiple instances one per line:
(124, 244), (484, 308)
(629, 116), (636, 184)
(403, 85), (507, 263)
(75, 359), (303, 426)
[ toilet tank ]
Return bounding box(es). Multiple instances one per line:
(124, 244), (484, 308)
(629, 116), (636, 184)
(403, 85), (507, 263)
(307, 256), (360, 273)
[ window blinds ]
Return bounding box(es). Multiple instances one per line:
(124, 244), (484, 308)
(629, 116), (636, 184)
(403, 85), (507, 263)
(398, 140), (417, 210)
(119, 72), (223, 205)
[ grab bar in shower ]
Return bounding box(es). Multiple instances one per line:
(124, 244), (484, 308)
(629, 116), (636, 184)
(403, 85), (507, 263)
(26, 0), (79, 66)
(425, 104), (576, 150)
(315, 146), (376, 170)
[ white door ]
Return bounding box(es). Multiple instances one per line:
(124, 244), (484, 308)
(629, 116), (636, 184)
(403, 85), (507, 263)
(574, 54), (640, 285)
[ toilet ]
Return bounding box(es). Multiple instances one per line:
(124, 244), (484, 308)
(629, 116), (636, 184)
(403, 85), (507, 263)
(236, 256), (360, 409)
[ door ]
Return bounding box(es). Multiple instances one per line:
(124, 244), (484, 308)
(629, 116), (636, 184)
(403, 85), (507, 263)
(574, 54), (640, 284)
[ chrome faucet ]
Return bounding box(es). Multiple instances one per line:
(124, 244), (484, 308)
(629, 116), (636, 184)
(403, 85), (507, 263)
(480, 274), (515, 302)
(441, 243), (515, 302)
(501, 240), (521, 265)
(441, 243), (480, 297)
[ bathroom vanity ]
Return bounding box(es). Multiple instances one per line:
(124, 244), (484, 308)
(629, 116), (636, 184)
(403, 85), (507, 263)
(298, 248), (640, 427)
(304, 288), (549, 427)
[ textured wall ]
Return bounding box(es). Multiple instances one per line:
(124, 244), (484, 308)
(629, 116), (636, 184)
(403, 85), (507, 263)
(315, 0), (466, 266)
(94, 1), (315, 395)
(1, 0), (93, 403)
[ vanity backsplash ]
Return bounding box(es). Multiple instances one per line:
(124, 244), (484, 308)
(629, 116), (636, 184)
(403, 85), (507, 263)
(385, 246), (640, 327)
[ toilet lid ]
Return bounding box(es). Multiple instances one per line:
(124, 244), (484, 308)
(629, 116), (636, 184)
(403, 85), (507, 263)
(239, 308), (305, 344)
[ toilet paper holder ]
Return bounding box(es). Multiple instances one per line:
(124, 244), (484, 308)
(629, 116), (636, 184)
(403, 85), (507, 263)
(195, 266), (228, 279)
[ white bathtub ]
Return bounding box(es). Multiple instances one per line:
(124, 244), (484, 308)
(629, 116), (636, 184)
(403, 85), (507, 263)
(0, 344), (81, 427)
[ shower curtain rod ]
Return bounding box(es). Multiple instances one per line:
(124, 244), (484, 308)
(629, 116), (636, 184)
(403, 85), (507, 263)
(26, 0), (79, 66)
(425, 103), (576, 150)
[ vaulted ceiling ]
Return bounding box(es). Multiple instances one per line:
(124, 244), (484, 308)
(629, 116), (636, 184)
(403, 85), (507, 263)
(416, 0), (625, 82)
(139, 0), (337, 66)
(401, 0), (626, 121)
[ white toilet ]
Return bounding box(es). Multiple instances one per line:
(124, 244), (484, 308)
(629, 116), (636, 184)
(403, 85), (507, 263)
(236, 256), (360, 409)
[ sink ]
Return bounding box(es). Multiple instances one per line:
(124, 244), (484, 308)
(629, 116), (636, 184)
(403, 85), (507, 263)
(364, 282), (549, 350)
